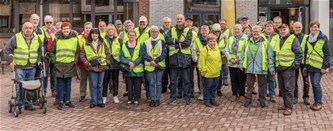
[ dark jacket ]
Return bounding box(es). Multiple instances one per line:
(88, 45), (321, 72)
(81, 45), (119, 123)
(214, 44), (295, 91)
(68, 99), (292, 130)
(80, 40), (111, 72)
(165, 25), (192, 68)
(304, 31), (331, 72)
(50, 31), (80, 78)
(120, 41), (144, 77)
(276, 34), (303, 72)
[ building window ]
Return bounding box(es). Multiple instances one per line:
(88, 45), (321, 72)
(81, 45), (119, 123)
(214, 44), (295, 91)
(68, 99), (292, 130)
(0, 16), (9, 28)
(86, 0), (110, 6)
(0, 0), (10, 5)
(184, 0), (221, 26)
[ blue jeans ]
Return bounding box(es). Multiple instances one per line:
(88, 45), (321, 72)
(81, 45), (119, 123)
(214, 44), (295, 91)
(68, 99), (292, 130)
(264, 73), (276, 97)
(218, 63), (228, 91)
(203, 77), (219, 103)
(57, 77), (72, 104)
(43, 63), (56, 94)
(147, 70), (164, 101)
(15, 68), (36, 108)
(89, 71), (105, 105)
(170, 67), (191, 101)
(309, 72), (323, 104)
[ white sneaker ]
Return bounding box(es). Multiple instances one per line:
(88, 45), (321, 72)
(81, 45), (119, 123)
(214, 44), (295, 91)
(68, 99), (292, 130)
(198, 94), (203, 101)
(103, 97), (107, 104)
(134, 101), (139, 104)
(113, 96), (120, 103)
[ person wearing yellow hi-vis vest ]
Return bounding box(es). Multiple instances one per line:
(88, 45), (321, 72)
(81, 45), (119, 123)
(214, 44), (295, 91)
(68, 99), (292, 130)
(135, 16), (151, 45)
(219, 19), (233, 38)
(165, 14), (193, 105)
(102, 24), (122, 104)
(227, 24), (247, 103)
(4, 22), (43, 112)
(30, 14), (47, 44)
(98, 21), (107, 38)
(119, 20), (134, 46)
(275, 24), (303, 116)
(50, 22), (80, 110)
(239, 25), (275, 108)
(292, 21), (310, 105)
(212, 23), (230, 97)
(80, 28), (111, 108)
(304, 21), (330, 111)
(159, 17), (172, 94)
(120, 30), (144, 104)
(142, 26), (167, 107)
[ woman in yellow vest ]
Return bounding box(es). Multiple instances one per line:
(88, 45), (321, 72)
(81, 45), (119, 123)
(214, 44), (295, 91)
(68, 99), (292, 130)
(51, 22), (79, 110)
(198, 34), (222, 107)
(142, 26), (167, 107)
(304, 21), (331, 111)
(102, 24), (122, 104)
(227, 24), (248, 103)
(120, 30), (144, 105)
(80, 28), (111, 108)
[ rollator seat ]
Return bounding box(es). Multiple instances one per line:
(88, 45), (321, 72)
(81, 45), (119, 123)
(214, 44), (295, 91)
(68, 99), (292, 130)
(19, 80), (41, 90)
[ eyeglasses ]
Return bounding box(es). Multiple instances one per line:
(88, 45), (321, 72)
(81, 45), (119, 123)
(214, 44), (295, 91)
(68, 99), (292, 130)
(46, 22), (53, 24)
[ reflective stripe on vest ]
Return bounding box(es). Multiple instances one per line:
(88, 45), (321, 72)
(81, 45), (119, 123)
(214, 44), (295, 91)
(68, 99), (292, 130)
(83, 43), (107, 66)
(300, 34), (308, 64)
(14, 33), (39, 66)
(122, 42), (144, 73)
(169, 27), (190, 56)
(228, 36), (246, 65)
(306, 39), (325, 69)
(103, 36), (121, 62)
(275, 35), (296, 67)
(135, 27), (150, 45)
(242, 39), (268, 71)
(144, 40), (166, 72)
(55, 37), (78, 63)
(218, 38), (226, 57)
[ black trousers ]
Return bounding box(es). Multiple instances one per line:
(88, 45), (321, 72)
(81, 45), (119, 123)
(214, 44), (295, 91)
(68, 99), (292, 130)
(294, 65), (309, 99)
(229, 67), (246, 96)
(126, 76), (142, 101)
(102, 69), (119, 97)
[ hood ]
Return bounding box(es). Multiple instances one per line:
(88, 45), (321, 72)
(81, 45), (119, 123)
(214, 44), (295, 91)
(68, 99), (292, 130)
(55, 30), (78, 39)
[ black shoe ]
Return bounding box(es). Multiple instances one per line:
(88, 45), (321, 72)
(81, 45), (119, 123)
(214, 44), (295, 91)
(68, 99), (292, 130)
(252, 91), (257, 95)
(177, 94), (182, 98)
(155, 100), (160, 107)
(244, 99), (252, 107)
(217, 91), (223, 96)
(90, 104), (96, 108)
(168, 99), (176, 104)
(98, 104), (105, 108)
(259, 100), (266, 108)
(204, 102), (212, 107)
(79, 96), (85, 102)
(190, 95), (194, 98)
(149, 100), (155, 107)
(185, 100), (190, 105)
(65, 102), (75, 108)
(24, 106), (36, 111)
(18, 108), (22, 114)
(123, 91), (128, 96)
(57, 103), (63, 110)
(210, 101), (219, 106)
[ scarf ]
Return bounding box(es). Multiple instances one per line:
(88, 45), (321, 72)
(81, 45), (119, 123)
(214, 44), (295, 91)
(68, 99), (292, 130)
(308, 31), (319, 43)
(128, 40), (136, 48)
(232, 33), (244, 54)
(92, 39), (99, 53)
(199, 34), (207, 46)
(145, 36), (162, 66)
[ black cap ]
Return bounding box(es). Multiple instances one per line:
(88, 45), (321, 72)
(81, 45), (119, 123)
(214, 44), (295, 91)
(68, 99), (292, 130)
(185, 18), (193, 21)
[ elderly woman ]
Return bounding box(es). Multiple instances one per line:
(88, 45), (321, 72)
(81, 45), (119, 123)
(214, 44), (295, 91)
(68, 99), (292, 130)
(51, 22), (79, 110)
(199, 34), (222, 107)
(80, 28), (111, 108)
(227, 24), (248, 103)
(304, 21), (331, 111)
(143, 26), (167, 107)
(102, 24), (122, 104)
(120, 30), (144, 105)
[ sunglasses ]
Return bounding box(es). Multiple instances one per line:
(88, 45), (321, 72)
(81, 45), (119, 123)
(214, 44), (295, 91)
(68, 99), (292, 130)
(46, 22), (53, 24)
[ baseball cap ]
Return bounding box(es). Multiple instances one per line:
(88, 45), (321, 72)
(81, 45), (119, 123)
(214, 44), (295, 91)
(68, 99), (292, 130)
(139, 16), (148, 22)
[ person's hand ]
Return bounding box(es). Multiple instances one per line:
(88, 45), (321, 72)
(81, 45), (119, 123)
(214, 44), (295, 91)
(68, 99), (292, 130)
(150, 61), (157, 67)
(129, 62), (135, 69)
(270, 70), (276, 76)
(320, 69), (327, 74)
(240, 67), (245, 71)
(9, 62), (15, 72)
(234, 58), (240, 64)
(200, 72), (206, 77)
(230, 59), (235, 64)
(37, 61), (42, 66)
(8, 54), (14, 58)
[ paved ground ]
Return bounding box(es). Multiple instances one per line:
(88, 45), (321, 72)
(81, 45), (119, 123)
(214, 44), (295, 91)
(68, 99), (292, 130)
(0, 67), (332, 131)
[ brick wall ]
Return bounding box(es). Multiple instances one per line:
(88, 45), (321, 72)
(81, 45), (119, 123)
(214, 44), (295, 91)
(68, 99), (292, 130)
(139, 0), (150, 20)
(149, 0), (184, 27)
(235, 0), (258, 26)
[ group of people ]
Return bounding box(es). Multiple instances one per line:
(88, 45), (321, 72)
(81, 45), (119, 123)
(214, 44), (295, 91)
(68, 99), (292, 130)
(4, 13), (330, 116)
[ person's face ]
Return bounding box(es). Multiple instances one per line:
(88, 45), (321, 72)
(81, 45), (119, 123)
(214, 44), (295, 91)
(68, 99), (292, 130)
(208, 39), (216, 49)
(279, 28), (289, 37)
(293, 23), (302, 34)
(163, 20), (171, 29)
(234, 27), (242, 36)
(176, 16), (185, 26)
(44, 19), (53, 29)
(56, 24), (61, 31)
(125, 24), (133, 32)
(241, 19), (248, 26)
(107, 27), (115, 37)
(265, 24), (274, 34)
(99, 22), (106, 32)
(219, 20), (226, 29)
(252, 29), (261, 40)
(310, 24), (319, 35)
(185, 20), (193, 28)
(139, 21), (147, 29)
(84, 25), (92, 35)
(91, 33), (99, 40)
(213, 30), (220, 37)
(62, 26), (71, 36)
(151, 30), (159, 39)
(30, 16), (39, 27)
(244, 28), (251, 36)
(23, 23), (33, 37)
(128, 32), (136, 41)
(116, 24), (122, 30)
(274, 19), (282, 29)
(201, 28), (209, 37)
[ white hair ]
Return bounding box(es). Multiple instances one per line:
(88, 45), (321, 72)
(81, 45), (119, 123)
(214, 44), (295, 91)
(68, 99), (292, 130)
(251, 25), (261, 32)
(44, 15), (54, 22)
(150, 25), (159, 31)
(234, 24), (243, 30)
(293, 21), (303, 28)
(163, 17), (171, 22)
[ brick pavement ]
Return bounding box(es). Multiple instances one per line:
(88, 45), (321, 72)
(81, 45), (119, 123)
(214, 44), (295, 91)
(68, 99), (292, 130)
(0, 67), (332, 131)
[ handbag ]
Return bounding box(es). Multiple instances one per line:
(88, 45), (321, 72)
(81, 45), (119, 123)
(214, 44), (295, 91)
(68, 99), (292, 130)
(89, 56), (101, 66)
(119, 63), (130, 72)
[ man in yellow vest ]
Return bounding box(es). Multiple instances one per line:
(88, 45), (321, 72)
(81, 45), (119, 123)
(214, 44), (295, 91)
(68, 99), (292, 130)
(165, 14), (193, 105)
(98, 21), (107, 38)
(4, 22), (42, 112)
(219, 18), (232, 87)
(160, 17), (172, 93)
(292, 21), (310, 105)
(240, 25), (275, 108)
(276, 24), (303, 116)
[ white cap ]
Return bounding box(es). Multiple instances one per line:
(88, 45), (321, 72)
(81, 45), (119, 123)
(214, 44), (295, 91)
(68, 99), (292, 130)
(139, 16), (148, 22)
(212, 23), (221, 31)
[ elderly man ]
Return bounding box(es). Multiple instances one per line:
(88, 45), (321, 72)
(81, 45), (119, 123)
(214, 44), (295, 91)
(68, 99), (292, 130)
(98, 21), (107, 37)
(276, 24), (302, 116)
(160, 17), (172, 93)
(240, 16), (251, 28)
(30, 14), (46, 43)
(166, 14), (192, 105)
(115, 19), (123, 34)
(292, 21), (310, 105)
(240, 25), (275, 108)
(4, 22), (43, 113)
(273, 16), (283, 33)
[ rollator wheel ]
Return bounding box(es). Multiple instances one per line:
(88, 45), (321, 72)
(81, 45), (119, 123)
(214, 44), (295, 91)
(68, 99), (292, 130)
(13, 106), (19, 117)
(8, 100), (13, 113)
(42, 103), (47, 114)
